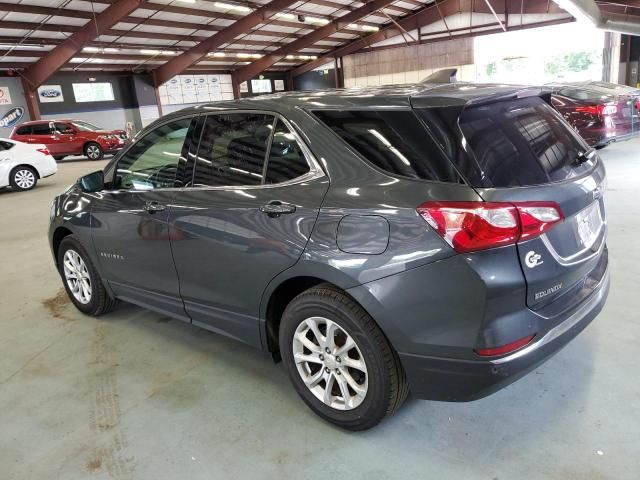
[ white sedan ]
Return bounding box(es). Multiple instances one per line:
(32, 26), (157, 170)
(0, 138), (57, 191)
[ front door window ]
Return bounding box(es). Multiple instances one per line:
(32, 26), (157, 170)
(115, 118), (192, 190)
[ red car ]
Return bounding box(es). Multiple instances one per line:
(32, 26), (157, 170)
(550, 85), (636, 148)
(10, 120), (127, 161)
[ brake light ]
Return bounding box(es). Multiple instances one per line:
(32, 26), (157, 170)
(474, 334), (536, 357)
(576, 104), (618, 115)
(37, 147), (50, 156)
(417, 201), (563, 253)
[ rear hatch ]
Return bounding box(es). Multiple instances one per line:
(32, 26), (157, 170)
(415, 92), (607, 313)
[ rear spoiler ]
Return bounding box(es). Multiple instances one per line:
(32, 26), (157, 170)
(421, 68), (458, 84)
(411, 86), (554, 109)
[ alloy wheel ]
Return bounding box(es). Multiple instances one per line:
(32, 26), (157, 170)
(86, 145), (101, 160)
(292, 316), (368, 410)
(63, 249), (92, 304)
(14, 169), (35, 189)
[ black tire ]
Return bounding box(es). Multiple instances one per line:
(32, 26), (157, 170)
(54, 155), (65, 161)
(9, 166), (38, 191)
(279, 284), (408, 430)
(57, 236), (116, 316)
(84, 142), (104, 161)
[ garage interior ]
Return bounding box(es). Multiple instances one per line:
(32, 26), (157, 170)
(1, 0), (639, 478)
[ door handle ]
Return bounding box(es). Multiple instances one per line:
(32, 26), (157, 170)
(260, 201), (296, 217)
(144, 201), (166, 213)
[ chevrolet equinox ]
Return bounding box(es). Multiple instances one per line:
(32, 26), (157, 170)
(49, 84), (609, 430)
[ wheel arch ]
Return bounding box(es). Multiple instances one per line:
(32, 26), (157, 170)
(52, 226), (74, 267)
(260, 264), (365, 359)
(11, 164), (40, 179)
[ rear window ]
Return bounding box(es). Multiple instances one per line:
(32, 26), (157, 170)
(450, 96), (593, 187)
(558, 88), (612, 102)
(312, 110), (461, 183)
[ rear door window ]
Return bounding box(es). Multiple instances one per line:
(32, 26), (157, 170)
(451, 96), (593, 187)
(312, 109), (461, 183)
(265, 120), (310, 184)
(193, 113), (273, 187)
(15, 126), (31, 135)
(31, 123), (51, 135)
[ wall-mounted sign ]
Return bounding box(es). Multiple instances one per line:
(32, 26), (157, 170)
(239, 82), (249, 93)
(251, 79), (272, 94)
(274, 79), (285, 92)
(72, 82), (115, 103)
(0, 86), (12, 105)
(37, 85), (64, 103)
(0, 107), (24, 128)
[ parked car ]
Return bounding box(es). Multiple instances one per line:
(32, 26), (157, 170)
(549, 83), (636, 147)
(10, 119), (126, 161)
(0, 138), (57, 191)
(49, 84), (609, 430)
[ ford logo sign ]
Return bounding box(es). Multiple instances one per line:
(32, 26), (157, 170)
(40, 89), (61, 98)
(184, 78), (192, 84)
(0, 107), (24, 128)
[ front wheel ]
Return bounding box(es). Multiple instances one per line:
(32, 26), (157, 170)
(57, 236), (115, 316)
(279, 284), (408, 430)
(84, 142), (103, 161)
(10, 166), (38, 191)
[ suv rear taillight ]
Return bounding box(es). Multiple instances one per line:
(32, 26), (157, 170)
(576, 104), (618, 116)
(37, 147), (50, 156)
(417, 201), (563, 253)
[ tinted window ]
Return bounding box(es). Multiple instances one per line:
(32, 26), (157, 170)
(115, 118), (191, 190)
(54, 122), (74, 134)
(15, 126), (31, 135)
(265, 120), (310, 184)
(313, 110), (460, 182)
(31, 123), (51, 135)
(558, 88), (611, 102)
(456, 96), (591, 187)
(0, 140), (14, 151)
(193, 113), (273, 187)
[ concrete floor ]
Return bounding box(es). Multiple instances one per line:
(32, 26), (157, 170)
(1, 142), (639, 480)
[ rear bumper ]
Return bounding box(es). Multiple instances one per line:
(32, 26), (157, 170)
(399, 268), (609, 401)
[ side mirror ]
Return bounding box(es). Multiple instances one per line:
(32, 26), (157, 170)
(79, 170), (104, 192)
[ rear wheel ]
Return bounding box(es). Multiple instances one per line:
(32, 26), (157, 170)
(279, 284), (408, 430)
(84, 142), (103, 161)
(9, 166), (38, 191)
(57, 236), (115, 316)
(54, 155), (65, 161)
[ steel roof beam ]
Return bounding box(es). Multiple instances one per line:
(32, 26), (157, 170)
(290, 0), (564, 76)
(232, 0), (395, 86)
(21, 0), (144, 89)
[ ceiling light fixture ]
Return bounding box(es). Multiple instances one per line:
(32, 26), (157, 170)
(214, 2), (252, 13)
(305, 16), (329, 25)
(275, 12), (295, 20)
(361, 25), (379, 31)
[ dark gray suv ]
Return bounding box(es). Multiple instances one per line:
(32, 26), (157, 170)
(49, 83), (609, 430)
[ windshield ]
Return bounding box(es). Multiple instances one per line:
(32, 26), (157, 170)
(72, 121), (102, 131)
